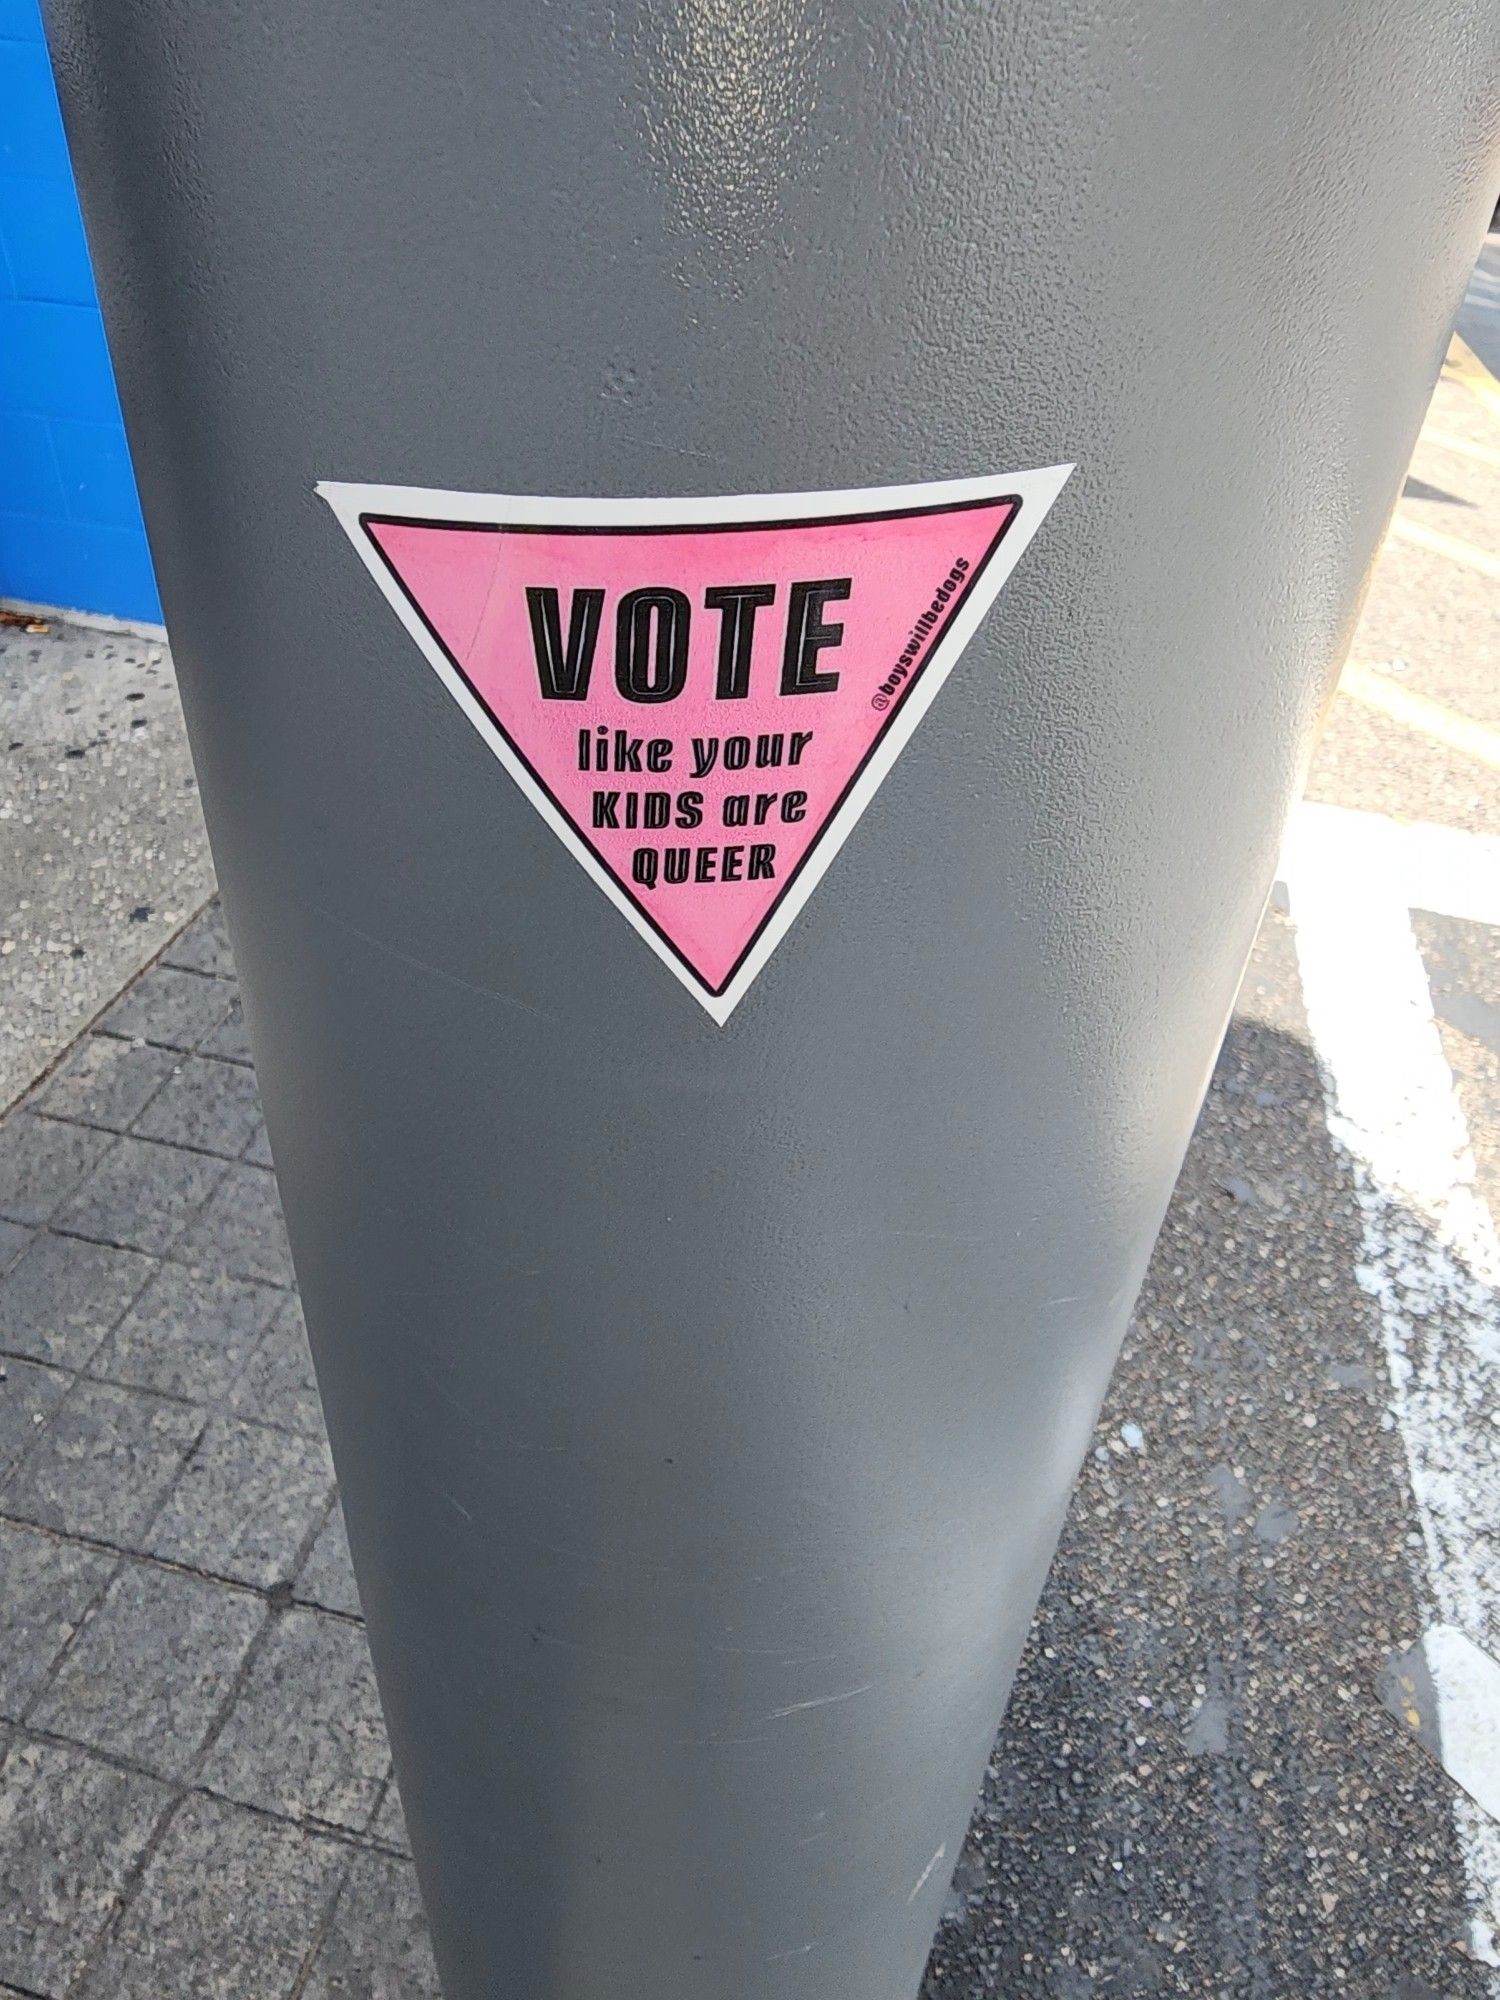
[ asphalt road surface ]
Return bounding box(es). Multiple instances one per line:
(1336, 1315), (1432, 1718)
(925, 247), (1500, 1996)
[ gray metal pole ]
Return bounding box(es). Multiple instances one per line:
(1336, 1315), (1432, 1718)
(44, 3), (1499, 1995)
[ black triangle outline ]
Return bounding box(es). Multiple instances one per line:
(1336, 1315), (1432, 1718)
(359, 494), (1021, 1001)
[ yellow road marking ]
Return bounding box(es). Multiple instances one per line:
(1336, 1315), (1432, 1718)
(1340, 662), (1500, 772)
(1444, 333), (1500, 425)
(1388, 513), (1500, 580)
(1419, 425), (1500, 470)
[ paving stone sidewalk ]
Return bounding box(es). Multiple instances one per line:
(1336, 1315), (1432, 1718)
(0, 902), (439, 1999)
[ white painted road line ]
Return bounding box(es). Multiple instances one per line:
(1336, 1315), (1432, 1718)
(1389, 514), (1500, 581)
(1284, 802), (1500, 931)
(1340, 662), (1500, 775)
(1281, 801), (1500, 1976)
(1398, 1626), (1500, 1828)
(1421, 426), (1500, 470)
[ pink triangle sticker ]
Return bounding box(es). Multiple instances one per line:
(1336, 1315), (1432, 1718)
(319, 469), (1071, 1021)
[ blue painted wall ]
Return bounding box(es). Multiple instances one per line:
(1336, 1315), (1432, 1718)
(0, 0), (161, 623)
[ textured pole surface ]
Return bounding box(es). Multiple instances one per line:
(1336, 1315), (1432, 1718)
(45, 4), (1499, 1995)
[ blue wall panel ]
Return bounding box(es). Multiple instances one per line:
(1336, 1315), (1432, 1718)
(0, 0), (160, 622)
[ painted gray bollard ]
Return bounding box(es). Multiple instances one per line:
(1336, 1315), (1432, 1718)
(44, 1), (1499, 1993)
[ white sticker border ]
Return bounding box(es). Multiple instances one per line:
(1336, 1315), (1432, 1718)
(317, 465), (1073, 1024)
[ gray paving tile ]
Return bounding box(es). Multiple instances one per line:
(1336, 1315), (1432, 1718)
(32, 1560), (262, 1784)
(302, 1848), (440, 1999)
(0, 1231), (156, 1369)
(132, 1056), (264, 1159)
(230, 1295), (323, 1437)
(201, 1609), (388, 1833)
(0, 1520), (114, 1719)
(296, 1497), (361, 1617)
(1, 1380), (202, 1542)
(199, 995), (253, 1065)
(93, 1260), (281, 1403)
(145, 1416), (334, 1589)
(59, 1134), (227, 1256)
(0, 1113), (113, 1225)
(0, 611), (214, 1116)
(78, 1792), (344, 2000)
(0, 1357), (70, 1481)
(31, 1562), (263, 1779)
(97, 964), (235, 1051)
(369, 1775), (410, 1855)
(32, 1035), (178, 1132)
(0, 1735), (168, 1994)
(173, 1163), (293, 1286)
(0, 1221), (30, 1274)
(243, 1118), (274, 1167)
(161, 903), (235, 980)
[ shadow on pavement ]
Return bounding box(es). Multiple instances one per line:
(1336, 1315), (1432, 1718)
(923, 906), (1491, 1999)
